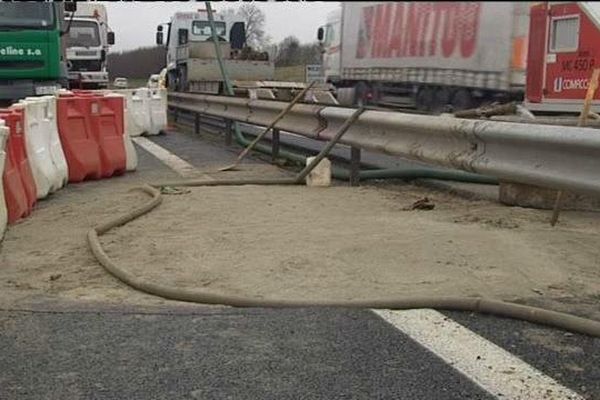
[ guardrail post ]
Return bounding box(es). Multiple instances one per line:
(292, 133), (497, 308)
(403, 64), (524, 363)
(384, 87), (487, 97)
(194, 112), (200, 135)
(272, 128), (280, 163)
(350, 146), (361, 187)
(225, 119), (233, 146)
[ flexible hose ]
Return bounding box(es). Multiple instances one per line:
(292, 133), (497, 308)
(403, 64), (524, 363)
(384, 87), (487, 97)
(87, 182), (600, 338)
(94, 3), (600, 337)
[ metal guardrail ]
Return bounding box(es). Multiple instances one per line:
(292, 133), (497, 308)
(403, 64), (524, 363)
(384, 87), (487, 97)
(168, 92), (600, 196)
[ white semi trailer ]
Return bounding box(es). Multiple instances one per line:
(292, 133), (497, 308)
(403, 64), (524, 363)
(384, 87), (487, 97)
(65, 3), (115, 89)
(318, 2), (531, 111)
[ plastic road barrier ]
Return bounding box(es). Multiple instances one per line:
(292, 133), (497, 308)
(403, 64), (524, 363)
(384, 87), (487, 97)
(89, 95), (127, 177)
(148, 88), (168, 135)
(2, 118), (31, 224)
(105, 93), (138, 171)
(0, 122), (7, 238)
(20, 96), (69, 188)
(57, 93), (103, 182)
(2, 111), (37, 212)
(15, 99), (65, 198)
(57, 91), (128, 181)
(0, 108), (39, 207)
(119, 88), (151, 137)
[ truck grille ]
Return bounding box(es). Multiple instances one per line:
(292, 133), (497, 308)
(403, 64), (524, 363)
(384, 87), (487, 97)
(70, 59), (102, 72)
(0, 60), (44, 69)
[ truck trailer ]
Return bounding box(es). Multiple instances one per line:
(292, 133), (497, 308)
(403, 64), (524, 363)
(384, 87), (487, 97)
(318, 2), (531, 111)
(0, 2), (75, 102)
(64, 3), (115, 90)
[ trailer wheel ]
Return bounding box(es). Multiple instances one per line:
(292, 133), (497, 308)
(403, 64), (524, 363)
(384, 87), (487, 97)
(432, 87), (452, 114)
(416, 86), (434, 111)
(354, 82), (370, 107)
(451, 89), (473, 111)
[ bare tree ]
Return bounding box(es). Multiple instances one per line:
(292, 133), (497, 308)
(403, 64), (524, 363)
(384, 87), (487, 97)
(273, 36), (321, 67)
(239, 4), (266, 48)
(222, 4), (266, 48)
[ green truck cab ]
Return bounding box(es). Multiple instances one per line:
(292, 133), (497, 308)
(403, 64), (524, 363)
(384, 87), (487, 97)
(0, 2), (75, 102)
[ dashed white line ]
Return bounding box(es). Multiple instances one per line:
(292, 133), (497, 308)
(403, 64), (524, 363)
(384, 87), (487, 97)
(373, 309), (584, 400)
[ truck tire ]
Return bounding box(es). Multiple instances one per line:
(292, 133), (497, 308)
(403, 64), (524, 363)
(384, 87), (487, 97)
(354, 81), (370, 107)
(176, 66), (188, 92)
(416, 86), (434, 112)
(451, 89), (474, 111)
(432, 87), (452, 114)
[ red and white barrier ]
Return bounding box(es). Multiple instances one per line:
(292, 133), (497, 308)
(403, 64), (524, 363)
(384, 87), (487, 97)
(1, 87), (142, 240)
(0, 121), (8, 239)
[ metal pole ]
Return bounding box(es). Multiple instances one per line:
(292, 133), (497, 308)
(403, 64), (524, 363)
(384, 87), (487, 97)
(222, 81), (316, 171)
(272, 129), (280, 163)
(350, 146), (361, 187)
(295, 107), (365, 183)
(225, 119), (233, 146)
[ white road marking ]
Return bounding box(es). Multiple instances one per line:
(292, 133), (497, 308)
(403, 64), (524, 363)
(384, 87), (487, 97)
(132, 136), (212, 179)
(373, 309), (584, 400)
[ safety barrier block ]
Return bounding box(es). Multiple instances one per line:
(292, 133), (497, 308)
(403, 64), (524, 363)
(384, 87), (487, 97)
(104, 93), (138, 171)
(2, 120), (29, 224)
(109, 88), (151, 137)
(0, 108), (37, 209)
(20, 96), (69, 188)
(148, 88), (167, 135)
(0, 122), (8, 238)
(56, 94), (102, 182)
(89, 96), (127, 178)
(14, 98), (64, 199)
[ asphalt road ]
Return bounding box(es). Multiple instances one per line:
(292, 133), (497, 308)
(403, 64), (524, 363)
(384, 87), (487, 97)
(1, 129), (598, 400)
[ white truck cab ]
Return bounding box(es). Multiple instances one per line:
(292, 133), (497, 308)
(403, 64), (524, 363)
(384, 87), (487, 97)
(65, 3), (115, 89)
(317, 9), (342, 83)
(156, 9), (273, 94)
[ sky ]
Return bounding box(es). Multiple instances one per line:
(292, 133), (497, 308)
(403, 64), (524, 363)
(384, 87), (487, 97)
(101, 1), (340, 52)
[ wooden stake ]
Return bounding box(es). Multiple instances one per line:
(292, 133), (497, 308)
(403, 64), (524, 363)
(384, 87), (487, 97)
(550, 67), (600, 226)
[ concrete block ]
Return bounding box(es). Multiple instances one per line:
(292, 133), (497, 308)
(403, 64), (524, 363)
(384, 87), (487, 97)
(499, 181), (600, 211)
(305, 156), (331, 187)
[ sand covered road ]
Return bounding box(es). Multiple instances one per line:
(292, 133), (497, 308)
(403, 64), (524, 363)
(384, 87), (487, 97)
(2, 166), (597, 319)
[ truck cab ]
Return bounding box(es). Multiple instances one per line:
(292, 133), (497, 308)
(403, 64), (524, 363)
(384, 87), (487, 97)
(156, 10), (273, 94)
(317, 9), (341, 85)
(0, 2), (74, 102)
(525, 2), (600, 113)
(64, 3), (115, 90)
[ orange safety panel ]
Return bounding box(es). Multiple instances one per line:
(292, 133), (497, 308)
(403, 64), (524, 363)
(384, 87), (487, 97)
(90, 96), (127, 178)
(1, 109), (37, 224)
(57, 94), (102, 182)
(57, 92), (126, 182)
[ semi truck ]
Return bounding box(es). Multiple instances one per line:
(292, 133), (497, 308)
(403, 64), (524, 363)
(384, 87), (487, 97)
(317, 2), (531, 111)
(320, 2), (600, 115)
(0, 2), (76, 102)
(64, 3), (115, 90)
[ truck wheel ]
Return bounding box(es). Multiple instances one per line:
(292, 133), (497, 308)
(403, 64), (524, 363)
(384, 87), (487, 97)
(451, 89), (474, 111)
(432, 87), (451, 114)
(175, 66), (188, 92)
(416, 86), (434, 112)
(354, 82), (370, 107)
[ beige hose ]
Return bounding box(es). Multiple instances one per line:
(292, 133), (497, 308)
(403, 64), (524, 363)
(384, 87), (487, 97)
(87, 181), (600, 338)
